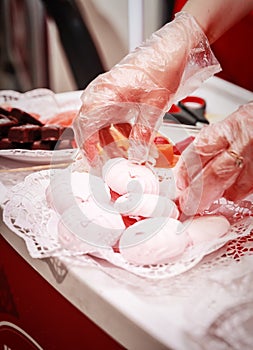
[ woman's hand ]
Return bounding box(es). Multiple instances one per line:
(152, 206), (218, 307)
(175, 102), (253, 215)
(73, 12), (220, 166)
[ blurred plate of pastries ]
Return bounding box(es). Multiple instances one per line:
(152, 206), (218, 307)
(0, 89), (80, 164)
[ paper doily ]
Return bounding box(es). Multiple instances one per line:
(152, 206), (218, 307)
(2, 169), (253, 282)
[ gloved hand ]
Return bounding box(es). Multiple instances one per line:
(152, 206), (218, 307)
(175, 102), (253, 215)
(73, 12), (220, 166)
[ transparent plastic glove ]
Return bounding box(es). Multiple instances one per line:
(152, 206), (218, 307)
(0, 181), (7, 205)
(73, 12), (220, 166)
(175, 102), (253, 215)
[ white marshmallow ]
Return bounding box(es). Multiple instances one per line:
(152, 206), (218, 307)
(102, 157), (159, 195)
(46, 170), (111, 214)
(114, 193), (179, 219)
(183, 215), (230, 245)
(119, 217), (189, 265)
(59, 196), (125, 248)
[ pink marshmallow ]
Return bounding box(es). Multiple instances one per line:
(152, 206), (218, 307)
(46, 170), (111, 214)
(114, 193), (179, 219)
(183, 215), (230, 245)
(102, 157), (159, 196)
(58, 196), (125, 248)
(58, 219), (95, 253)
(119, 217), (189, 265)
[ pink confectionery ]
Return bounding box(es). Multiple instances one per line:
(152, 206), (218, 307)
(114, 193), (179, 219)
(70, 172), (93, 200)
(46, 171), (111, 214)
(102, 157), (160, 196)
(46, 157), (231, 259)
(45, 172), (87, 214)
(183, 215), (230, 245)
(57, 218), (95, 253)
(119, 217), (190, 265)
(71, 171), (111, 204)
(58, 196), (126, 249)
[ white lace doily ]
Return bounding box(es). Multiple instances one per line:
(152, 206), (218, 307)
(2, 169), (253, 283)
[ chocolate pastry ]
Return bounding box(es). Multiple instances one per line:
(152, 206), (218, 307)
(0, 107), (10, 117)
(12, 142), (33, 149)
(9, 108), (44, 126)
(41, 125), (64, 141)
(0, 105), (76, 150)
(32, 140), (57, 150)
(41, 125), (74, 141)
(0, 115), (18, 138)
(0, 138), (14, 149)
(8, 124), (41, 143)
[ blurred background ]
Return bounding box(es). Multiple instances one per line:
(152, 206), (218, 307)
(0, 0), (252, 94)
(0, 0), (172, 93)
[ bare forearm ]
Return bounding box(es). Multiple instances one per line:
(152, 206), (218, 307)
(182, 0), (253, 43)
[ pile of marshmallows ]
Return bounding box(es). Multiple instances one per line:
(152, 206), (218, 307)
(47, 157), (230, 266)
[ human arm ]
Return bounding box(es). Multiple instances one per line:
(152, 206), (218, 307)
(182, 0), (253, 43)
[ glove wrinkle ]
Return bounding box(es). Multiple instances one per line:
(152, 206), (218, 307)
(176, 102), (253, 214)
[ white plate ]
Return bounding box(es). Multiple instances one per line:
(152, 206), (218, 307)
(0, 148), (78, 164)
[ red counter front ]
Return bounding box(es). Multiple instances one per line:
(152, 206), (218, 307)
(0, 234), (124, 350)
